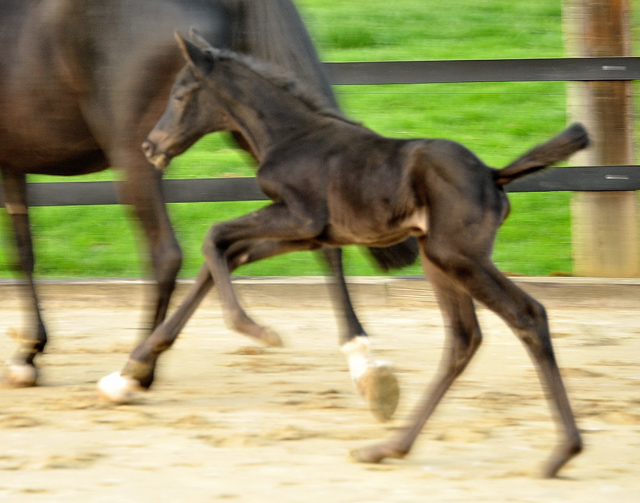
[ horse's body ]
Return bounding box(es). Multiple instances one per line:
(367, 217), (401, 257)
(107, 35), (589, 477)
(0, 1), (412, 405)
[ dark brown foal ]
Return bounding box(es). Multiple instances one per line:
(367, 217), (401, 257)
(101, 33), (589, 477)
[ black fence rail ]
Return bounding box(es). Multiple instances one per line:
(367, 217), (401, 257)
(326, 56), (640, 84)
(1, 165), (638, 209)
(1, 57), (639, 208)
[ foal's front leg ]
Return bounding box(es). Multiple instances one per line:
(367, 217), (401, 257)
(322, 248), (367, 344)
(202, 203), (322, 347)
(98, 239), (318, 402)
(206, 205), (400, 420)
(98, 262), (215, 401)
(225, 238), (398, 421)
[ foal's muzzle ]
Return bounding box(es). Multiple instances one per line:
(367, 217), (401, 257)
(142, 139), (171, 171)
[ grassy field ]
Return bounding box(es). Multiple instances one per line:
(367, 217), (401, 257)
(0, 0), (637, 279)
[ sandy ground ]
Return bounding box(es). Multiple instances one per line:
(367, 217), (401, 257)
(0, 276), (639, 502)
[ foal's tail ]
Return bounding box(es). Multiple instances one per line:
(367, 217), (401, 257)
(367, 238), (419, 271)
(493, 123), (590, 186)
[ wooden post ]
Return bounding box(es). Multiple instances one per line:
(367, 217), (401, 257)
(563, 0), (638, 277)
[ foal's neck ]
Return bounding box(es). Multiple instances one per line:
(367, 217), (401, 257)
(216, 75), (329, 161)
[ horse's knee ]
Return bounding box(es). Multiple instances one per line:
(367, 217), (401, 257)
(164, 246), (183, 280)
(512, 298), (547, 333)
(203, 224), (224, 253)
(465, 328), (483, 357)
(154, 241), (182, 286)
(423, 241), (475, 281)
(513, 300), (554, 354)
(448, 329), (482, 377)
(202, 224), (240, 259)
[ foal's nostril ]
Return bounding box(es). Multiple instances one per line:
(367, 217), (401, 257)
(141, 140), (156, 159)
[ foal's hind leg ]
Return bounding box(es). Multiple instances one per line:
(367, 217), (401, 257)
(323, 247), (399, 422)
(351, 250), (482, 462)
(2, 172), (45, 386)
(427, 246), (581, 477)
(322, 247), (367, 344)
(462, 262), (581, 477)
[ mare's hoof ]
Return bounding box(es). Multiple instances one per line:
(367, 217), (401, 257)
(357, 365), (400, 422)
(4, 362), (38, 387)
(97, 371), (142, 404)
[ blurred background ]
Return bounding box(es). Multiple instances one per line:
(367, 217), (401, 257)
(1, 0), (638, 279)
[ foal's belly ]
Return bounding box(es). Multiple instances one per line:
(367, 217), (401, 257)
(325, 207), (428, 247)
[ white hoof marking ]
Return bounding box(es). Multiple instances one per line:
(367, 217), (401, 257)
(341, 336), (390, 384)
(341, 337), (400, 421)
(97, 372), (142, 404)
(5, 362), (38, 387)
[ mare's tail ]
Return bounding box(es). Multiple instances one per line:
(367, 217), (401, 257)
(239, 0), (339, 110)
(493, 123), (590, 186)
(242, 0), (416, 271)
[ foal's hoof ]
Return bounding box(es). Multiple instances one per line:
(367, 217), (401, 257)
(540, 439), (583, 478)
(349, 441), (405, 464)
(259, 328), (284, 348)
(356, 365), (400, 422)
(3, 362), (38, 387)
(97, 372), (142, 404)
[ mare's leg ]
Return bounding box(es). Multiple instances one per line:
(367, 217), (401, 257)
(323, 247), (399, 422)
(114, 163), (182, 332)
(2, 172), (45, 386)
(352, 244), (482, 462)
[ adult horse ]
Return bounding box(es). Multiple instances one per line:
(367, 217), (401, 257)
(102, 35), (588, 477)
(0, 0), (413, 419)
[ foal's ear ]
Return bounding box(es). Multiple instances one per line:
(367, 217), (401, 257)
(175, 31), (214, 74)
(189, 28), (213, 51)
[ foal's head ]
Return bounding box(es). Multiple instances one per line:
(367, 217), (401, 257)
(143, 31), (339, 170)
(142, 32), (232, 170)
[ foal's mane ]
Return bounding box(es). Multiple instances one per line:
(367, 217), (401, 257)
(206, 47), (360, 126)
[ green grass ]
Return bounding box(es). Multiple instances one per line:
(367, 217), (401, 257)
(0, 0), (636, 279)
